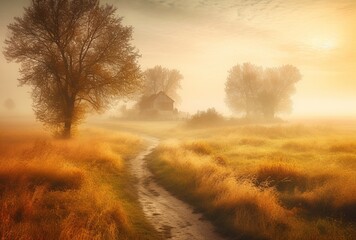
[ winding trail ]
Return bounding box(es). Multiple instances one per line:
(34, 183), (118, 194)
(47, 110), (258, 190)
(130, 137), (226, 240)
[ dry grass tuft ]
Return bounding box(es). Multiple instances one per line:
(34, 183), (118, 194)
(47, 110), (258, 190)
(183, 141), (213, 155)
(287, 173), (356, 221)
(240, 125), (311, 138)
(0, 164), (84, 192)
(329, 142), (356, 153)
(282, 141), (312, 151)
(239, 138), (266, 146)
(255, 163), (307, 192)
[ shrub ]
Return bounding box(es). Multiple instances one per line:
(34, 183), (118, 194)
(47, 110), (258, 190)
(186, 108), (224, 127)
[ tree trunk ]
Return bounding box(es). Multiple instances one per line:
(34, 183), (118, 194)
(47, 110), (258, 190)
(62, 100), (74, 138)
(63, 120), (72, 138)
(263, 108), (275, 121)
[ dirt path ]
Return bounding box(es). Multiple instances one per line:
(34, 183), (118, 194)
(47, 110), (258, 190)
(130, 137), (226, 240)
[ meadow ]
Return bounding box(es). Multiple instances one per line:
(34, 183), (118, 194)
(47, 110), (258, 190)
(0, 123), (160, 240)
(145, 120), (356, 239)
(1, 119), (355, 240)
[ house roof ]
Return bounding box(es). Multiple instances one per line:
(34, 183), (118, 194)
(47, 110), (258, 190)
(154, 91), (174, 103)
(144, 91), (174, 103)
(139, 91), (174, 109)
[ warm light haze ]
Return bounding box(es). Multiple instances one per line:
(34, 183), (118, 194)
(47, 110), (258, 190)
(0, 1), (355, 240)
(1, 0), (355, 118)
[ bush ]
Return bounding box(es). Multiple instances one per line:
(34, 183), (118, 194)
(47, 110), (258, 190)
(186, 108), (224, 127)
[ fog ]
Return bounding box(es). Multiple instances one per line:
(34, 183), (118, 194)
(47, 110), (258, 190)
(0, 2), (355, 238)
(1, 0), (355, 118)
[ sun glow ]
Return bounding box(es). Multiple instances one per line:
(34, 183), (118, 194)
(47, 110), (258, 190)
(310, 37), (337, 50)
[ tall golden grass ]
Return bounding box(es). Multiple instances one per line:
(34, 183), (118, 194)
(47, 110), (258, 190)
(0, 126), (159, 240)
(147, 124), (356, 240)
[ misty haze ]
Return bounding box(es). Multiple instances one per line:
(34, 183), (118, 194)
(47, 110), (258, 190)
(0, 0), (355, 240)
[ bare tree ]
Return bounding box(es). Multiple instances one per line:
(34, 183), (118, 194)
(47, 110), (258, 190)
(3, 0), (141, 137)
(225, 63), (301, 119)
(142, 65), (182, 102)
(225, 63), (262, 118)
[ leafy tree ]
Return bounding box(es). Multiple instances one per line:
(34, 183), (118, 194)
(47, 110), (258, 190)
(142, 65), (182, 102)
(225, 63), (262, 117)
(258, 65), (301, 119)
(225, 63), (301, 119)
(3, 0), (141, 137)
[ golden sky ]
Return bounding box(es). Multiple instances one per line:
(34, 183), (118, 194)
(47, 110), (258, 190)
(0, 0), (355, 117)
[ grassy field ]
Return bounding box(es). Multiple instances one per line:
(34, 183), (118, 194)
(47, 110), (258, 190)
(145, 121), (356, 239)
(0, 124), (161, 240)
(1, 119), (355, 240)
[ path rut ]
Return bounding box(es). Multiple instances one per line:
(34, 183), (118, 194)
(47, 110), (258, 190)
(130, 137), (226, 240)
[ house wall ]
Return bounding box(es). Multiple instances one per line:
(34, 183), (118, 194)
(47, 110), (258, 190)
(153, 94), (174, 111)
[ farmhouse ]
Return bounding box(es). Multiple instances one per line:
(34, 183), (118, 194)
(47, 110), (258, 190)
(139, 91), (175, 113)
